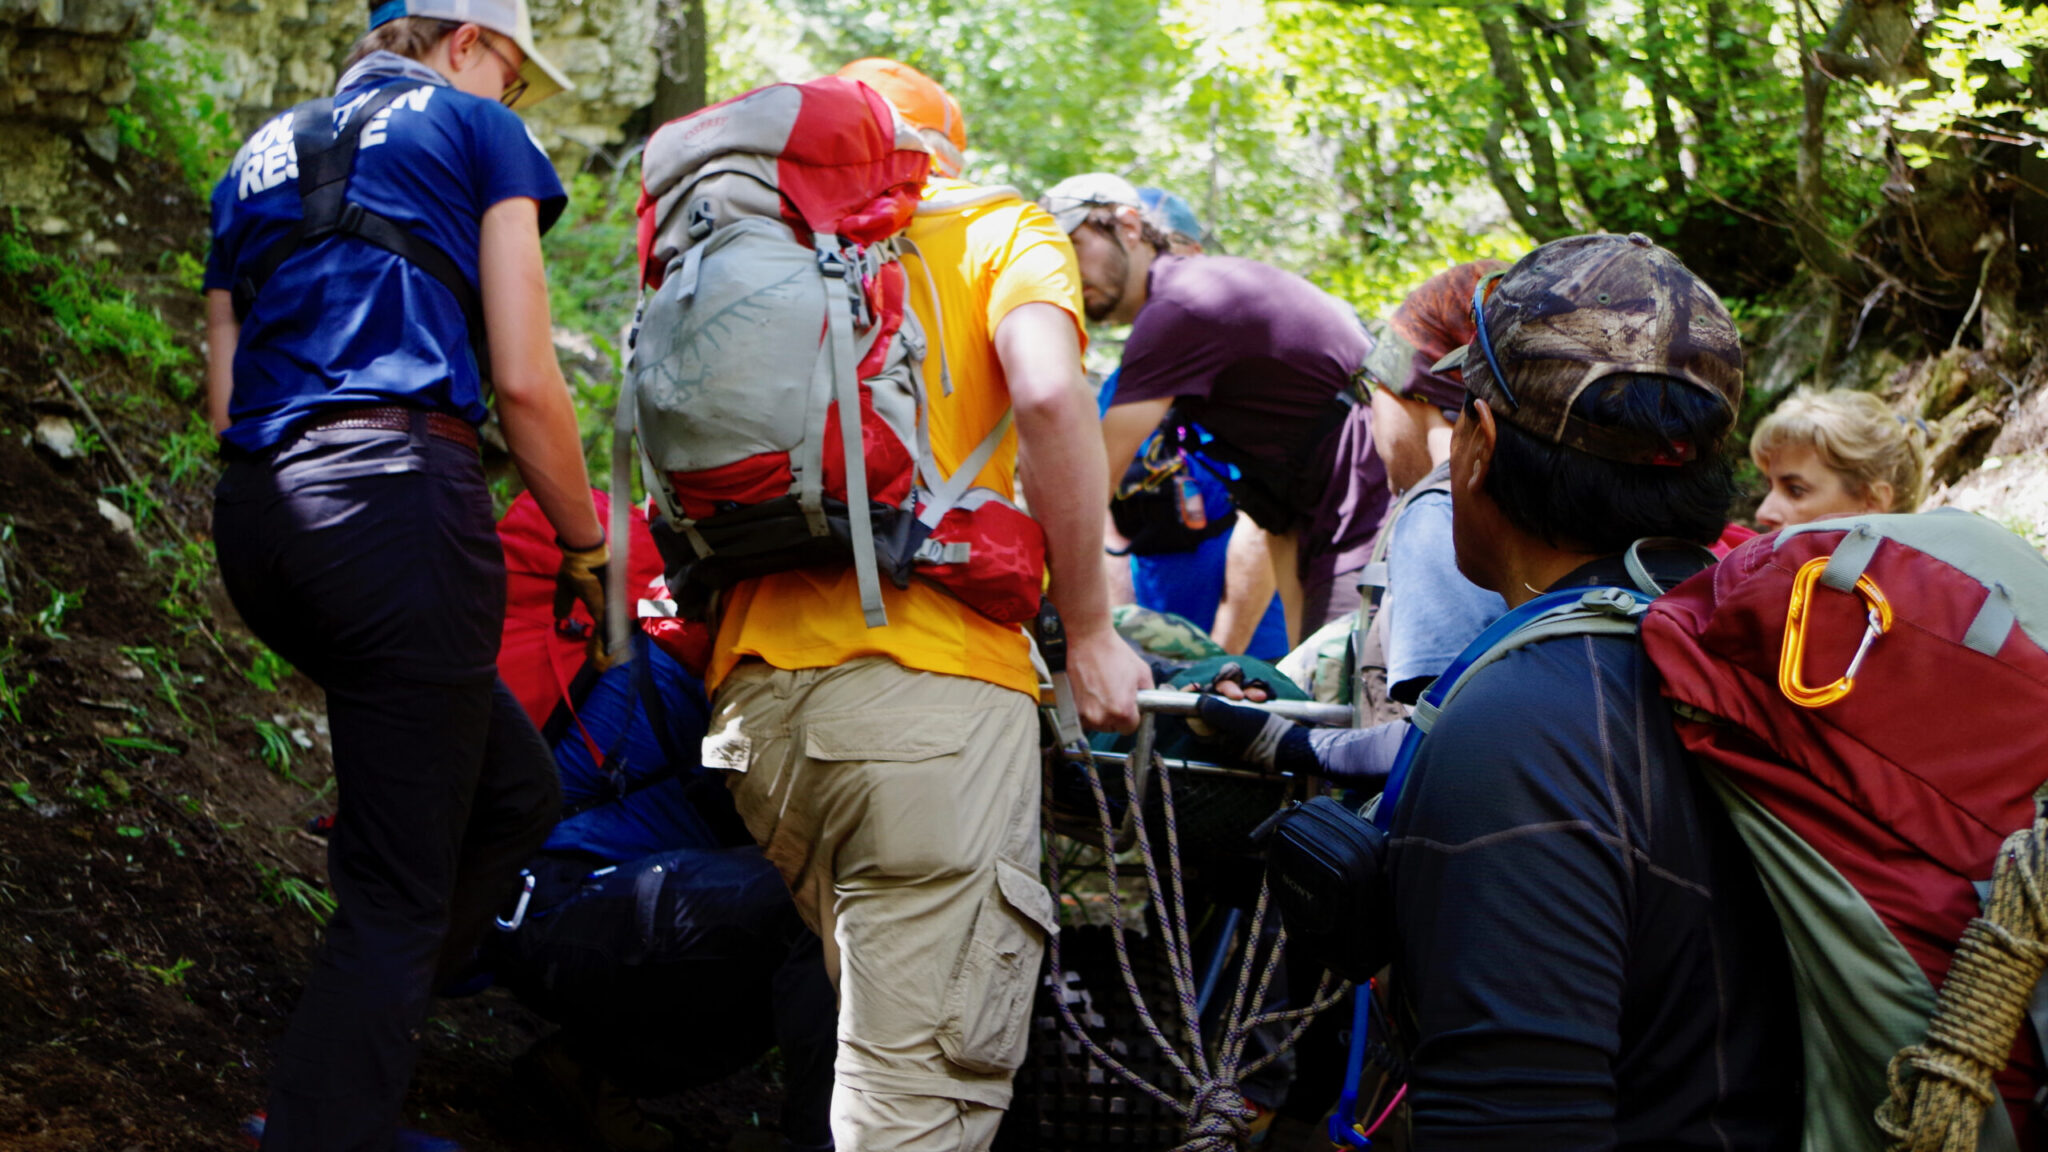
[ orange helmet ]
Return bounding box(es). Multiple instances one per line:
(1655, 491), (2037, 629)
(837, 57), (967, 173)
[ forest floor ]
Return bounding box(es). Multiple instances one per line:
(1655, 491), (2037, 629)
(0, 154), (783, 1150)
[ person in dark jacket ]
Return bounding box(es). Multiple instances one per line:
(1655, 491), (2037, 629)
(1380, 233), (1802, 1147)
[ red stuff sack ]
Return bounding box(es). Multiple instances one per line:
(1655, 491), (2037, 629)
(1641, 510), (2048, 1148)
(498, 488), (704, 731)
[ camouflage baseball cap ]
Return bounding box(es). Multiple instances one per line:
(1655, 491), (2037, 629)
(1440, 233), (1742, 465)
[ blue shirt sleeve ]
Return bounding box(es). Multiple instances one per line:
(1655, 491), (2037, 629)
(1383, 491), (1506, 698)
(467, 100), (567, 234)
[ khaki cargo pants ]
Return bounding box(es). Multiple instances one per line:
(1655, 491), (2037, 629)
(706, 658), (1053, 1152)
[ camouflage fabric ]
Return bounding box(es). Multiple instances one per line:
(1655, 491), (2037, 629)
(1277, 613), (1355, 705)
(1442, 233), (1743, 465)
(1113, 604), (1229, 664)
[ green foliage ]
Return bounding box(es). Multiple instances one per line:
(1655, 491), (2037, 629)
(0, 644), (32, 724)
(147, 540), (217, 632)
(243, 644), (292, 693)
(147, 956), (197, 986)
(105, 949), (198, 987)
(252, 719), (297, 781)
(2, 222), (197, 386)
(102, 735), (181, 757)
(255, 862), (337, 924)
(120, 646), (191, 725)
(161, 412), (218, 487)
(541, 172), (644, 490)
(125, 0), (240, 194)
(1874, 0), (2048, 166)
(36, 587), (80, 639)
(103, 482), (164, 531)
(65, 783), (113, 812)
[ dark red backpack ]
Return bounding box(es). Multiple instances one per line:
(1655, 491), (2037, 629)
(1641, 510), (2048, 1148)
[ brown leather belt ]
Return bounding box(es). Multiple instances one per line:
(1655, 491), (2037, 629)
(303, 406), (479, 450)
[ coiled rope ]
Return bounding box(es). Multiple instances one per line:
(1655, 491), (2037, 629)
(1044, 723), (1343, 1151)
(1876, 819), (2048, 1151)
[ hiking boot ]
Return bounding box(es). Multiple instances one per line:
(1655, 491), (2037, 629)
(241, 1114), (463, 1151)
(518, 1033), (678, 1152)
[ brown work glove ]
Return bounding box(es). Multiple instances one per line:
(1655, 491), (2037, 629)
(554, 537), (616, 670)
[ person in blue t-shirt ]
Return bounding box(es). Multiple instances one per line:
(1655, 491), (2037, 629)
(202, 3), (603, 1148)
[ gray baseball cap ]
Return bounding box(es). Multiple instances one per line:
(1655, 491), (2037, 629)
(369, 0), (572, 108)
(1039, 172), (1142, 234)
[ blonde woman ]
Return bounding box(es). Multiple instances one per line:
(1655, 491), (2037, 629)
(1752, 389), (1928, 529)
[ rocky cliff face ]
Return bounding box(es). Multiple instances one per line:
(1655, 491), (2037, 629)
(0, 0), (149, 209)
(183, 0), (664, 166)
(0, 0), (664, 213)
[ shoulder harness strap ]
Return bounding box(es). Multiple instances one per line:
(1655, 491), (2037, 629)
(1372, 584), (1651, 830)
(231, 85), (492, 385)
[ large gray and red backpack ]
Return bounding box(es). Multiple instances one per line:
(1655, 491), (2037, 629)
(624, 77), (1041, 629)
(1641, 510), (2048, 1151)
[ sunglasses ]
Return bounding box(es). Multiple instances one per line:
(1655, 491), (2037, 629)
(1468, 269), (1518, 411)
(479, 33), (529, 107)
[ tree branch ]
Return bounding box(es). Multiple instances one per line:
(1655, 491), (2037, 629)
(1639, 0), (1688, 201)
(1795, 0), (1876, 289)
(1478, 14), (1572, 236)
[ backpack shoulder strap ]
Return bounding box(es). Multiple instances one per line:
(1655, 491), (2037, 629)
(232, 84), (492, 383)
(914, 183), (1024, 215)
(1359, 460), (1455, 604)
(1372, 585), (1649, 830)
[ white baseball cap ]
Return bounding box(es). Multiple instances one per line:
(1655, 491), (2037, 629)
(369, 0), (573, 109)
(1039, 172), (1143, 234)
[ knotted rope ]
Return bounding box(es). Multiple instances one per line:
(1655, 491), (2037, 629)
(1045, 724), (1343, 1152)
(1877, 819), (2048, 1151)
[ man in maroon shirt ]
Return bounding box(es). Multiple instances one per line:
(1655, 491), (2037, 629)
(1043, 173), (1389, 642)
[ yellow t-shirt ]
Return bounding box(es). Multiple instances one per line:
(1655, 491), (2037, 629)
(706, 178), (1087, 698)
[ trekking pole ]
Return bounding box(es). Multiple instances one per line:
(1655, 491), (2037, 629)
(606, 318), (639, 663)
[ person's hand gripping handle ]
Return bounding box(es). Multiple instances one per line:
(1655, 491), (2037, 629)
(555, 536), (618, 670)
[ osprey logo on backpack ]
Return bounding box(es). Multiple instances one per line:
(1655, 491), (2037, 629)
(624, 77), (1046, 630)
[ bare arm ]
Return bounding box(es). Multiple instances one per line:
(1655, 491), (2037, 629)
(1373, 388), (1453, 494)
(205, 289), (238, 434)
(1210, 517), (1279, 653)
(1101, 397), (1172, 502)
(479, 197), (602, 550)
(999, 302), (1150, 734)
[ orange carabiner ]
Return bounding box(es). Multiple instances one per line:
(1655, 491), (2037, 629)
(1779, 556), (1893, 709)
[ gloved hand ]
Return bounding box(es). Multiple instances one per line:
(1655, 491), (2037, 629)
(1190, 693), (1320, 776)
(555, 537), (617, 669)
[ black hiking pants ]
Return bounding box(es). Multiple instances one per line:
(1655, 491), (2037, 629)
(214, 415), (559, 1152)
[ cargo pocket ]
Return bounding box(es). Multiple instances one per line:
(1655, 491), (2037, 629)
(807, 709), (972, 878)
(936, 858), (1058, 1075)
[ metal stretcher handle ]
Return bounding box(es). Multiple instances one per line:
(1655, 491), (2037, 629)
(1135, 689), (1354, 727)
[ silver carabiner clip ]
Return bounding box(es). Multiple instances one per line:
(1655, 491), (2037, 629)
(495, 869), (536, 932)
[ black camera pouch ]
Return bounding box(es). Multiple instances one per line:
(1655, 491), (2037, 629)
(1262, 796), (1393, 984)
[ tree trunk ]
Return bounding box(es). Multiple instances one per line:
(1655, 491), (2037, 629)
(649, 0), (709, 128)
(1477, 14), (1573, 238)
